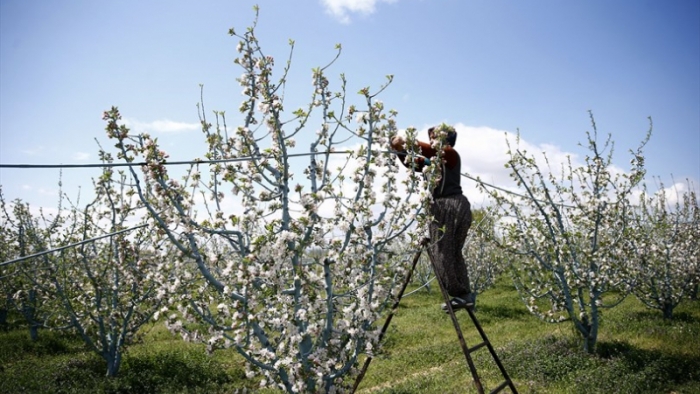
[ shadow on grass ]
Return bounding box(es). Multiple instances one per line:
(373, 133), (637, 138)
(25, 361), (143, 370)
(500, 335), (700, 394)
(118, 349), (238, 392)
(595, 338), (700, 376)
(0, 329), (85, 363)
(475, 304), (529, 321)
(671, 311), (699, 323)
(626, 309), (699, 324)
(0, 324), (255, 394)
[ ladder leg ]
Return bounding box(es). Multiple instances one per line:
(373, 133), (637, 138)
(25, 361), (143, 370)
(428, 252), (485, 394)
(351, 240), (427, 393)
(351, 238), (518, 394)
(464, 307), (519, 394)
(428, 249), (519, 394)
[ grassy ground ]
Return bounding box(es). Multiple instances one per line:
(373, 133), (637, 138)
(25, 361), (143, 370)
(354, 280), (700, 393)
(1, 278), (699, 393)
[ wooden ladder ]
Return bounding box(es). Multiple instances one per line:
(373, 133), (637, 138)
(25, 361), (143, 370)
(352, 241), (518, 393)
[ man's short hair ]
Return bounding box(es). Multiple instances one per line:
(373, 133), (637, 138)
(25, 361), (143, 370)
(428, 124), (457, 146)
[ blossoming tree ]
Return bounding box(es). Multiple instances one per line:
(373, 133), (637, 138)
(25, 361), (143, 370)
(0, 215), (9, 326)
(464, 208), (508, 299)
(624, 181), (699, 319)
(0, 168), (176, 377)
(104, 10), (435, 392)
(0, 190), (67, 340)
(480, 113), (650, 353)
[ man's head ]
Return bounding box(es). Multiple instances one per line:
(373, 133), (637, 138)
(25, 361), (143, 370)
(428, 124), (457, 146)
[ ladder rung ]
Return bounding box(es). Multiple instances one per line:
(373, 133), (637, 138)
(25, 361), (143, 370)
(467, 341), (487, 354)
(489, 380), (510, 394)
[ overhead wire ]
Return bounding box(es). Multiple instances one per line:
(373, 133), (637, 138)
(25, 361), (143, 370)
(0, 150), (360, 169)
(1, 149), (565, 205)
(0, 224), (148, 267)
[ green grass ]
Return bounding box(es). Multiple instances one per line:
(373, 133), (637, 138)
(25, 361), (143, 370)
(355, 280), (700, 393)
(0, 322), (257, 393)
(1, 278), (699, 393)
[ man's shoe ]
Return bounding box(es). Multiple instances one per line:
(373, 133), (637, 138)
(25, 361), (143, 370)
(441, 296), (473, 313)
(441, 292), (476, 313)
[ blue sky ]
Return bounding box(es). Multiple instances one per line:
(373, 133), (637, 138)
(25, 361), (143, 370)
(1, 0), (699, 212)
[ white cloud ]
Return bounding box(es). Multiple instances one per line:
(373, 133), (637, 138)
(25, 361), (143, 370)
(396, 124), (597, 208)
(442, 124), (520, 205)
(20, 146), (45, 156)
(653, 180), (698, 207)
(123, 118), (200, 134)
(37, 187), (59, 197)
(321, 0), (398, 23)
(73, 152), (90, 161)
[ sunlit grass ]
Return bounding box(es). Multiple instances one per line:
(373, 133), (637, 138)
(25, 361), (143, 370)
(354, 278), (700, 393)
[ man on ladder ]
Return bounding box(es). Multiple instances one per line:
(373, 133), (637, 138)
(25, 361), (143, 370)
(391, 124), (476, 312)
(353, 124), (518, 393)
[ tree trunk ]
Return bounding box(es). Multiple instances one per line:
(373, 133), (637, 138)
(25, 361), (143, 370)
(29, 323), (39, 341)
(24, 289), (39, 341)
(0, 292), (9, 326)
(105, 351), (122, 377)
(583, 330), (597, 354)
(662, 302), (674, 320)
(577, 314), (598, 354)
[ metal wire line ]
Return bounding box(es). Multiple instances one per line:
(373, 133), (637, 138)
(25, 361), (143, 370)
(0, 150), (362, 169)
(0, 149), (572, 205)
(0, 224), (148, 268)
